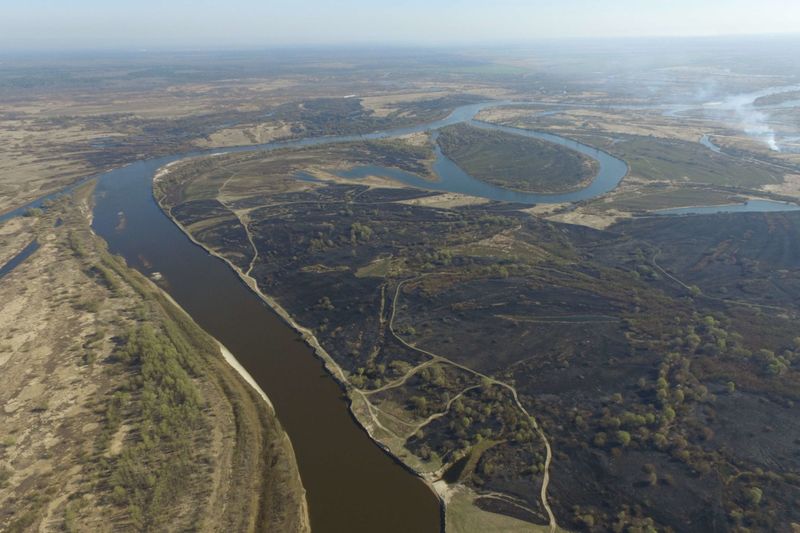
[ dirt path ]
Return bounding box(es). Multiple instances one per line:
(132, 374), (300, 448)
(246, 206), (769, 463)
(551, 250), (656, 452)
(216, 172), (262, 277)
(403, 385), (482, 439)
(161, 164), (559, 530)
(239, 213), (260, 277)
(650, 247), (692, 291)
(651, 246), (793, 315)
(387, 276), (559, 532)
(362, 357), (440, 395)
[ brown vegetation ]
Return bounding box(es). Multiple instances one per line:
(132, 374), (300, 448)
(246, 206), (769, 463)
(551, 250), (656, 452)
(0, 185), (307, 532)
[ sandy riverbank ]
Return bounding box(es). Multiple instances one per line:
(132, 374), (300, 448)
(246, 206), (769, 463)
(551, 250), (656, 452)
(153, 164), (450, 519)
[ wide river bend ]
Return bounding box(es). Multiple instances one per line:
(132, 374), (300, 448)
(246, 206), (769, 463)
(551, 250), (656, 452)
(90, 100), (622, 533)
(6, 100), (790, 532)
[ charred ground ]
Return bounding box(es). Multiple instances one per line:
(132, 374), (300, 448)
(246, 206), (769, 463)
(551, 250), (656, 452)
(157, 142), (800, 532)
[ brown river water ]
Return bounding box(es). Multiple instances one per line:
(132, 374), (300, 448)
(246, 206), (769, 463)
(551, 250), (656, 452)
(91, 156), (442, 532)
(84, 100), (630, 531)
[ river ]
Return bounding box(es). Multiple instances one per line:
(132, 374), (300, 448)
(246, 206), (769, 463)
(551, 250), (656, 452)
(2, 99), (795, 532)
(0, 240), (40, 280)
(337, 121), (628, 204)
(92, 154), (444, 532)
(89, 100), (624, 533)
(654, 198), (800, 216)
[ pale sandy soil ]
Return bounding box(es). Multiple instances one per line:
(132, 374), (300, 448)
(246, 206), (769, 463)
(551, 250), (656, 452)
(475, 106), (558, 124)
(308, 168), (410, 189)
(0, 205), (133, 531)
(399, 192), (490, 208)
(522, 203), (571, 216)
(546, 208), (631, 230)
(360, 91), (453, 117)
(0, 191), (308, 532)
(478, 106), (710, 143)
(522, 200), (631, 230)
(0, 121), (101, 214)
(446, 486), (554, 533)
(0, 216), (37, 265)
(0, 80), (296, 120)
(394, 131), (432, 147)
(192, 121), (297, 149)
(764, 173), (800, 198)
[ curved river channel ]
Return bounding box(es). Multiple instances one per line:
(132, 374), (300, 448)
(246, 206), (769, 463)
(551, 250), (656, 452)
(90, 101), (625, 533)
(1, 97), (797, 532)
(84, 100), (799, 531)
(5, 100), (718, 533)
(0, 98), (792, 532)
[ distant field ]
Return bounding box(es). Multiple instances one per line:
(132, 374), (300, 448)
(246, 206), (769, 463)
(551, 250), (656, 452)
(0, 50), (517, 215)
(595, 186), (743, 212)
(754, 90), (800, 107)
(580, 133), (784, 188)
(437, 123), (598, 193)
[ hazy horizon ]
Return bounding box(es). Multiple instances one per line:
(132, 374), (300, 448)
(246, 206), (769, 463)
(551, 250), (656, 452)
(3, 0), (800, 51)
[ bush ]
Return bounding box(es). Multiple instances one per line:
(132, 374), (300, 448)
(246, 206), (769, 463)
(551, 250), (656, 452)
(0, 465), (12, 487)
(593, 432), (608, 447)
(112, 485), (127, 504)
(105, 324), (205, 529)
(746, 486), (763, 507)
(411, 396), (428, 414)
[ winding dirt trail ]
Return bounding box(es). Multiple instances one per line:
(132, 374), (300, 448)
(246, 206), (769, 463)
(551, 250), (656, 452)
(651, 246), (793, 315)
(216, 172), (262, 277)
(363, 357), (440, 396)
(403, 385), (482, 439)
(386, 276), (559, 532)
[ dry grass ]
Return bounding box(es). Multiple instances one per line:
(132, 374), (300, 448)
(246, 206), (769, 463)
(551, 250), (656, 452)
(445, 486), (552, 533)
(0, 185), (308, 532)
(399, 192), (490, 208)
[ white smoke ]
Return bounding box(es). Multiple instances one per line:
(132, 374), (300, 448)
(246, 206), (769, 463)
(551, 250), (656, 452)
(726, 93), (779, 151)
(704, 95), (777, 151)
(705, 85), (800, 152)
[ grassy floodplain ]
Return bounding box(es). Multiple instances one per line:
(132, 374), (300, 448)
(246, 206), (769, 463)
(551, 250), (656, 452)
(0, 185), (308, 532)
(437, 123), (598, 194)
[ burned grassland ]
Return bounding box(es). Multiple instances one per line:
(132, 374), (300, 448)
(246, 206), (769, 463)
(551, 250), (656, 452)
(159, 145), (800, 532)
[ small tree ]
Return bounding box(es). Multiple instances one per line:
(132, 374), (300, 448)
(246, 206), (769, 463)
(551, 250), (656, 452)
(746, 486), (763, 507)
(411, 396), (428, 414)
(593, 432), (608, 448)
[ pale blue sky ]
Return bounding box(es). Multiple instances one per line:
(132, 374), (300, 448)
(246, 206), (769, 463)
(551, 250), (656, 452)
(2, 0), (799, 49)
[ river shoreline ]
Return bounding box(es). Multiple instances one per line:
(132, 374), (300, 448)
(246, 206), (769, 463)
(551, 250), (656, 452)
(144, 272), (312, 532)
(152, 177), (450, 527)
(7, 96), (797, 532)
